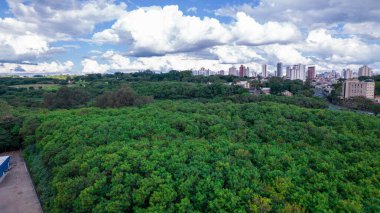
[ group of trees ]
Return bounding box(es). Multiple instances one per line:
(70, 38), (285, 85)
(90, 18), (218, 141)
(0, 73), (250, 109)
(73, 70), (247, 84)
(95, 86), (153, 108)
(43, 87), (91, 109)
(1, 72), (325, 111)
(0, 100), (22, 152)
(23, 101), (380, 212)
(130, 81), (248, 99)
(226, 93), (328, 109)
(0, 77), (66, 86)
(1, 72), (379, 212)
(264, 77), (314, 97)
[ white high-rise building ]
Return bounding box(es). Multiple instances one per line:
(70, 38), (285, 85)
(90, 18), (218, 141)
(228, 66), (238, 76)
(286, 64), (306, 81)
(192, 67), (211, 76)
(342, 69), (353, 79)
(358, 65), (373, 77)
(262, 64), (268, 78)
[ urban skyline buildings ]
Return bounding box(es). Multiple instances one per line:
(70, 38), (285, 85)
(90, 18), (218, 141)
(239, 65), (247, 78)
(286, 64), (306, 81)
(342, 69), (353, 79)
(192, 63), (376, 81)
(359, 65), (373, 77)
(262, 64), (268, 78)
(307, 66), (316, 80)
(277, 63), (283, 77)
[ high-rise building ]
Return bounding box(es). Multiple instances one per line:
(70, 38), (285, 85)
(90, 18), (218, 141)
(262, 64), (268, 78)
(286, 66), (291, 78)
(342, 79), (375, 99)
(342, 69), (353, 79)
(228, 66), (238, 76)
(276, 62), (283, 77)
(286, 64), (306, 81)
(307, 66), (316, 80)
(192, 67), (210, 76)
(239, 65), (247, 77)
(358, 65), (373, 77)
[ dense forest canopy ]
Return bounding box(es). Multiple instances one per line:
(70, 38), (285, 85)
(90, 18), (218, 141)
(23, 101), (380, 212)
(0, 72), (379, 212)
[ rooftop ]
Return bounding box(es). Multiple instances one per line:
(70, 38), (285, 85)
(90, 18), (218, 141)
(0, 156), (10, 165)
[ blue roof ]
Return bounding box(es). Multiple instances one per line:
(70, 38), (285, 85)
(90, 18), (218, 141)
(0, 156), (10, 166)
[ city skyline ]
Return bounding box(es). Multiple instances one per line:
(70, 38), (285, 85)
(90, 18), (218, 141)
(0, 0), (380, 75)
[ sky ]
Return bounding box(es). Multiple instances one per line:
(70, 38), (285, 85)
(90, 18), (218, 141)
(0, 0), (380, 75)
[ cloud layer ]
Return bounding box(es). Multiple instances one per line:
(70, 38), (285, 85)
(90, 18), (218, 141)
(93, 6), (301, 56)
(0, 0), (379, 74)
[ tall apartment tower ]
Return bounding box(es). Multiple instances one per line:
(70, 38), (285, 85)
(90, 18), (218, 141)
(262, 64), (268, 78)
(358, 65), (373, 77)
(239, 65), (247, 77)
(307, 66), (316, 80)
(299, 64), (306, 81)
(286, 66), (291, 78)
(228, 66), (238, 76)
(276, 62), (283, 77)
(342, 79), (375, 99)
(342, 69), (353, 79)
(246, 67), (251, 77)
(286, 64), (306, 81)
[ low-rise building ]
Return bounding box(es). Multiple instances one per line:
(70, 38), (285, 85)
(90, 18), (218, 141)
(261, 87), (271, 95)
(235, 81), (250, 89)
(342, 79), (375, 99)
(282, 90), (293, 97)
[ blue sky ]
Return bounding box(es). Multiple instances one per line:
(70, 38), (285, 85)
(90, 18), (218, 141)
(0, 0), (380, 75)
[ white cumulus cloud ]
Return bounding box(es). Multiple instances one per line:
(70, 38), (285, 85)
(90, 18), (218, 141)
(304, 28), (380, 64)
(210, 45), (264, 64)
(0, 61), (74, 74)
(93, 5), (232, 56)
(81, 59), (110, 74)
(231, 12), (301, 45)
(92, 6), (302, 56)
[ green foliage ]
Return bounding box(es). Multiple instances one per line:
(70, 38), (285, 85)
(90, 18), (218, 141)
(130, 81), (248, 99)
(43, 86), (90, 109)
(226, 94), (328, 109)
(24, 101), (380, 212)
(94, 86), (153, 108)
(0, 99), (22, 151)
(74, 70), (245, 84)
(265, 78), (313, 96)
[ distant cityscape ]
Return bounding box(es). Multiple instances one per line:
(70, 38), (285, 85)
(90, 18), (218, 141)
(192, 63), (374, 81)
(192, 63), (378, 103)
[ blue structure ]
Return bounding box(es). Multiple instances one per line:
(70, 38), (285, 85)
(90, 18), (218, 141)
(0, 156), (10, 177)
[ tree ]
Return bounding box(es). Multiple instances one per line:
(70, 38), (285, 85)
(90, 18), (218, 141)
(95, 86), (153, 108)
(43, 86), (90, 109)
(0, 100), (22, 151)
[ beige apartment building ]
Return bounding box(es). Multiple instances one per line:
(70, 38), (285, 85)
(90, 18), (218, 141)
(342, 79), (375, 99)
(358, 65), (373, 77)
